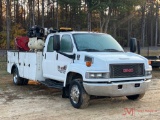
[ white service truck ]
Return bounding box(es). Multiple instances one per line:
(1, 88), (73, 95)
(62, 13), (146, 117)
(7, 31), (152, 108)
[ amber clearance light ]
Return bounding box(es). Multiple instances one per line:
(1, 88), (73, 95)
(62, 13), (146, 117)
(86, 61), (92, 67)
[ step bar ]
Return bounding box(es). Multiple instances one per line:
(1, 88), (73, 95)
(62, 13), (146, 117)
(39, 79), (63, 89)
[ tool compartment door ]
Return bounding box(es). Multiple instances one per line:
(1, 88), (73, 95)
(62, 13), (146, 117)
(23, 52), (44, 81)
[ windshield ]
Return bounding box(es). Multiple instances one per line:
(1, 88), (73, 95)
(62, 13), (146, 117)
(73, 33), (124, 52)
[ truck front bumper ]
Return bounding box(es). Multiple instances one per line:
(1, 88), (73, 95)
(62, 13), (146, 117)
(83, 79), (151, 96)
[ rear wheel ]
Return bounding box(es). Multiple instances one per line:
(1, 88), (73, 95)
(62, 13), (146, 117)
(69, 79), (90, 109)
(13, 68), (24, 85)
(126, 93), (145, 100)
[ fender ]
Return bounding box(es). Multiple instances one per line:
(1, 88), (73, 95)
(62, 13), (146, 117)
(64, 64), (87, 86)
(11, 64), (18, 74)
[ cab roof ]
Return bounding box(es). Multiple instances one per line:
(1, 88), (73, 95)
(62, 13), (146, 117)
(49, 31), (108, 36)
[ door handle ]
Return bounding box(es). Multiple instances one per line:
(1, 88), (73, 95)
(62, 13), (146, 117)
(45, 53), (46, 59)
(56, 54), (58, 60)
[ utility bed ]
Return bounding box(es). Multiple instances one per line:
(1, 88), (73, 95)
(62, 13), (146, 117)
(7, 51), (45, 81)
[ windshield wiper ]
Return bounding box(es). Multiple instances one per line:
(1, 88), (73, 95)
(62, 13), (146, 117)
(81, 49), (100, 52)
(102, 49), (123, 52)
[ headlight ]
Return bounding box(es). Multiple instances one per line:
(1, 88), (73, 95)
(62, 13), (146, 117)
(145, 71), (152, 76)
(85, 72), (109, 79)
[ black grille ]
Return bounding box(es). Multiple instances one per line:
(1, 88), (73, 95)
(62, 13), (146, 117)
(110, 63), (144, 78)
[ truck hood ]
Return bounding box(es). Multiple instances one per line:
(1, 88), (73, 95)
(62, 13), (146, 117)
(85, 52), (146, 64)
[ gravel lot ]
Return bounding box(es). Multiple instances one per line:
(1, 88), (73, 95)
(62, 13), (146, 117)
(0, 70), (159, 120)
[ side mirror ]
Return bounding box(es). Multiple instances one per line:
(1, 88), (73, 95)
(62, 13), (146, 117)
(53, 35), (60, 51)
(130, 38), (137, 53)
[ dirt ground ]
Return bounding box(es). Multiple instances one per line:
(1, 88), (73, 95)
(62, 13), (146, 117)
(0, 70), (159, 120)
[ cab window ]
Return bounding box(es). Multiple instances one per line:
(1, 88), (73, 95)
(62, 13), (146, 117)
(47, 36), (54, 52)
(60, 35), (73, 52)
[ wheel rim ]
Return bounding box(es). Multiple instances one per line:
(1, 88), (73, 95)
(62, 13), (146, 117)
(13, 73), (18, 83)
(70, 85), (80, 104)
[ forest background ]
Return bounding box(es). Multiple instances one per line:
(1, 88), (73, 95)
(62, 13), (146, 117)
(0, 0), (160, 49)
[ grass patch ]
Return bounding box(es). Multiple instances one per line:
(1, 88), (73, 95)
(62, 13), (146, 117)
(140, 49), (160, 56)
(0, 62), (7, 70)
(0, 56), (8, 76)
(124, 47), (160, 56)
(0, 57), (7, 62)
(0, 70), (9, 75)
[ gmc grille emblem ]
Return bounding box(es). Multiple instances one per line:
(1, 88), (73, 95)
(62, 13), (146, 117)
(123, 68), (134, 73)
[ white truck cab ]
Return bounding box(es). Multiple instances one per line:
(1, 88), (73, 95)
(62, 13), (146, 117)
(7, 31), (152, 108)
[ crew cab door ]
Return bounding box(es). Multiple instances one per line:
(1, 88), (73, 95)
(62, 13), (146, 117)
(53, 34), (74, 81)
(42, 35), (56, 79)
(43, 34), (74, 81)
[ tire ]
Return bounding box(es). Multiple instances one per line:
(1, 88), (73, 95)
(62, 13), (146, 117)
(23, 78), (29, 85)
(69, 79), (90, 109)
(13, 68), (24, 85)
(126, 93), (145, 100)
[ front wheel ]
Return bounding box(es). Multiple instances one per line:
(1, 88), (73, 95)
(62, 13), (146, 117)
(69, 79), (90, 109)
(126, 93), (145, 100)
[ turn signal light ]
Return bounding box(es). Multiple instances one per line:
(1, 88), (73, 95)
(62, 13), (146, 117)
(148, 60), (151, 65)
(86, 61), (92, 67)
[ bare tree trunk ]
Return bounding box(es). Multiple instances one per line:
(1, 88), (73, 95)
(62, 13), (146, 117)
(99, 11), (105, 33)
(113, 23), (116, 37)
(104, 8), (111, 33)
(37, 0), (40, 25)
(150, 18), (153, 46)
(46, 0), (50, 27)
(28, 0), (32, 27)
(127, 18), (133, 46)
(56, 0), (59, 29)
(87, 11), (91, 31)
(51, 3), (54, 28)
(104, 18), (110, 33)
(141, 3), (146, 47)
(150, 3), (153, 46)
(47, 1), (55, 28)
(20, 1), (23, 25)
(0, 0), (2, 31)
(65, 3), (68, 27)
(6, 0), (11, 49)
(127, 20), (130, 47)
(77, 3), (81, 30)
(32, 0), (35, 25)
(42, 0), (44, 27)
(13, 0), (16, 24)
(159, 9), (160, 45)
(155, 1), (158, 47)
(23, 6), (26, 28)
(16, 0), (19, 23)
